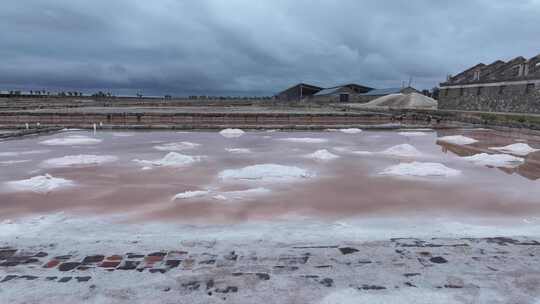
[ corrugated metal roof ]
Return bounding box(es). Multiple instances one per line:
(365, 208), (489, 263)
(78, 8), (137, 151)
(361, 88), (402, 96)
(313, 87), (342, 96)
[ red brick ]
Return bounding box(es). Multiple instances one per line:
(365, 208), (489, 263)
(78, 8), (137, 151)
(106, 255), (123, 261)
(145, 255), (163, 263)
(44, 260), (60, 268)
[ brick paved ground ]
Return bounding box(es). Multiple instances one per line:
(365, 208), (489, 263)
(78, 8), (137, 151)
(1, 237), (540, 303)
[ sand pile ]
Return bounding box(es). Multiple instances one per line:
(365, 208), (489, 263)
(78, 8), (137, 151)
(40, 135), (102, 146)
(359, 93), (437, 110)
(489, 143), (539, 156)
(133, 152), (201, 168)
(437, 135), (478, 145)
(305, 149), (340, 161)
(219, 129), (245, 138)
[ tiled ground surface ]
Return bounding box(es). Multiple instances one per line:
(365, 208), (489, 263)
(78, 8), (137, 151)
(1, 237), (540, 302)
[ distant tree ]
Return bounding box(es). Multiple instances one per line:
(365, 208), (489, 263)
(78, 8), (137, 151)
(431, 87), (440, 100)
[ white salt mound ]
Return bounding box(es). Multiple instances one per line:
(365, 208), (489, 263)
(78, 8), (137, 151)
(340, 128), (362, 134)
(42, 155), (118, 167)
(6, 174), (74, 193)
(380, 144), (423, 158)
(462, 153), (524, 168)
(219, 128), (245, 138)
(154, 142), (200, 151)
(380, 162), (461, 177)
(172, 190), (210, 200)
(133, 152), (201, 167)
(399, 131), (428, 137)
(438, 135), (478, 145)
(305, 149), (340, 161)
(279, 138), (328, 144)
(225, 148), (252, 154)
(489, 143), (540, 156)
(212, 188), (271, 201)
(219, 164), (314, 181)
(40, 135), (102, 146)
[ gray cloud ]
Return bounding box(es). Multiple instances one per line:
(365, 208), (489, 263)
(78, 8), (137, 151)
(1, 0), (539, 96)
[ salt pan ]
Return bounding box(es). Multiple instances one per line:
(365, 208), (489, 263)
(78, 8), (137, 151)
(278, 138), (328, 144)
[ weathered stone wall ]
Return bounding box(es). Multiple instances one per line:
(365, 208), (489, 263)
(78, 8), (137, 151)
(439, 82), (540, 113)
(0, 111), (391, 129)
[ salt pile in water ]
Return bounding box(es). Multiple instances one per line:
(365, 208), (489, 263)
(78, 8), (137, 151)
(40, 135), (102, 146)
(305, 149), (340, 161)
(219, 164), (314, 181)
(380, 144), (423, 158)
(172, 190), (210, 200)
(219, 129), (245, 138)
(462, 153), (524, 168)
(42, 155), (118, 167)
(6, 174), (74, 193)
(154, 142), (200, 151)
(380, 162), (461, 177)
(339, 128), (362, 134)
(437, 135), (478, 145)
(134, 152), (201, 167)
(489, 143), (540, 156)
(173, 188), (271, 201)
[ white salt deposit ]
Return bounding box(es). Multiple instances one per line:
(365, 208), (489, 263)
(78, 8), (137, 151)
(399, 131), (428, 136)
(154, 142), (200, 151)
(219, 128), (245, 138)
(0, 160), (31, 166)
(133, 152), (201, 167)
(437, 135), (478, 145)
(380, 162), (461, 177)
(380, 144), (424, 158)
(172, 190), (210, 200)
(219, 164), (314, 181)
(225, 148), (252, 154)
(305, 149), (340, 161)
(462, 153), (524, 168)
(339, 128), (362, 134)
(40, 135), (102, 146)
(212, 188), (271, 201)
(278, 138), (328, 144)
(41, 155), (118, 168)
(5, 174), (74, 193)
(489, 143), (540, 156)
(0, 150), (49, 157)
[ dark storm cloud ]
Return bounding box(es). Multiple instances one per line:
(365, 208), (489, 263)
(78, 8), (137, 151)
(1, 0), (539, 96)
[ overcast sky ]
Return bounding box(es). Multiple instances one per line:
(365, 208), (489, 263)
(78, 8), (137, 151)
(1, 0), (539, 96)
